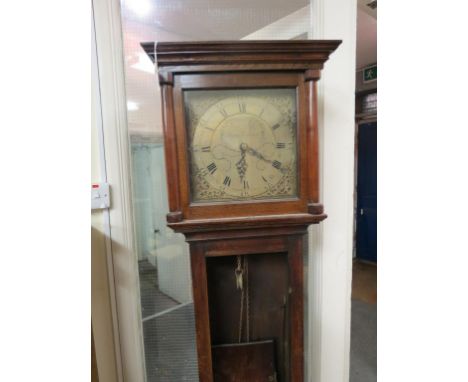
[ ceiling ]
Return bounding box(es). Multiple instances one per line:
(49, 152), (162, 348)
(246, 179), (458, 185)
(121, 0), (309, 40)
(356, 2), (377, 69)
(357, 0), (377, 19)
(120, 0), (376, 139)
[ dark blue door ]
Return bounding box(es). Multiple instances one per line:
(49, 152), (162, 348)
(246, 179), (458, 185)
(356, 122), (377, 263)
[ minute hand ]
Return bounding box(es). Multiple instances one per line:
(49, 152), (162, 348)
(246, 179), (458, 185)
(246, 147), (270, 163)
(246, 146), (287, 173)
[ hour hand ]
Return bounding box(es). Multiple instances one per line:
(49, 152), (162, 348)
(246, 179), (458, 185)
(236, 143), (248, 181)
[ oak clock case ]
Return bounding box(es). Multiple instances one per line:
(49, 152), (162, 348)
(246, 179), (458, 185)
(142, 40), (341, 382)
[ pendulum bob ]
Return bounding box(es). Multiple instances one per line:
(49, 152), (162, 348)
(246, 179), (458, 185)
(212, 340), (277, 382)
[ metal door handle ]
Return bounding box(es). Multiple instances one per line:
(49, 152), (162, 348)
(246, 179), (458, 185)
(360, 208), (364, 215)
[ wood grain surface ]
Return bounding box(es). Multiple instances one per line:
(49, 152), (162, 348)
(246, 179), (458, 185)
(148, 40), (341, 382)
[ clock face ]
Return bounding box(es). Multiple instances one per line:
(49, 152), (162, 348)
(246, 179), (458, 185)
(184, 88), (298, 202)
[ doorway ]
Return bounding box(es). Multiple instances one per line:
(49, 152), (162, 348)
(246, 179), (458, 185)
(350, 5), (377, 378)
(350, 120), (377, 382)
(356, 121), (377, 263)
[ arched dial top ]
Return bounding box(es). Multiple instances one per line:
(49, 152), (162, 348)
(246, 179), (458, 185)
(185, 88), (298, 202)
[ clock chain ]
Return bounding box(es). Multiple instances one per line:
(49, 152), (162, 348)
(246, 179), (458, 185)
(235, 255), (250, 343)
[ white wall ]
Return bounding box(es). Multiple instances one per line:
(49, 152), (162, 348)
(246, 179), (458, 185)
(310, 0), (357, 381)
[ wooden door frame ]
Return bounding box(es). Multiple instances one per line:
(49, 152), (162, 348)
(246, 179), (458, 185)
(92, 0), (146, 381)
(92, 3), (124, 381)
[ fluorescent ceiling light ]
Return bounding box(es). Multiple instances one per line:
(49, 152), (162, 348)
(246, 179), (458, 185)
(126, 0), (151, 17)
(127, 101), (139, 111)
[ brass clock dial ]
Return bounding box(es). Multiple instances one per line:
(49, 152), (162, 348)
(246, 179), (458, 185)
(184, 88), (298, 202)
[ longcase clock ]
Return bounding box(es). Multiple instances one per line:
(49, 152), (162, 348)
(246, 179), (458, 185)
(142, 40), (341, 382)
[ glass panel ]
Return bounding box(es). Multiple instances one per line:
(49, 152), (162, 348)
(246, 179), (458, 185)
(184, 88), (298, 203)
(120, 1), (310, 380)
(131, 140), (199, 381)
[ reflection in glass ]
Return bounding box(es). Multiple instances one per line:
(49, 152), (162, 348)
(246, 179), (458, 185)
(131, 140), (198, 380)
(120, 0), (311, 380)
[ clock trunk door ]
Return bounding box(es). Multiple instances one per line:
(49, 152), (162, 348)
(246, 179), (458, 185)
(206, 252), (291, 381)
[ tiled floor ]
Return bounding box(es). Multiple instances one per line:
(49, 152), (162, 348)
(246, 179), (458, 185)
(350, 260), (377, 382)
(143, 304), (199, 381)
(139, 260), (179, 319)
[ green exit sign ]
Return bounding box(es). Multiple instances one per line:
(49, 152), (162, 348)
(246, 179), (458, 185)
(363, 65), (377, 83)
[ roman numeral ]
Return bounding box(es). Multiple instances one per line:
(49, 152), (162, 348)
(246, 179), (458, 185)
(199, 120), (214, 131)
(272, 123), (280, 130)
(201, 146), (211, 152)
(219, 108), (228, 118)
(203, 126), (215, 131)
(272, 160), (282, 170)
(276, 142), (286, 149)
(243, 180), (249, 189)
(207, 162), (217, 174)
(238, 102), (246, 113)
(223, 176), (231, 187)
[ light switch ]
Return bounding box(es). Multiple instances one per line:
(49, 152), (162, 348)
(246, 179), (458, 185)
(91, 183), (110, 210)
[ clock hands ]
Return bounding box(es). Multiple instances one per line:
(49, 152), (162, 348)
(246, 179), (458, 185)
(235, 143), (248, 182)
(246, 146), (269, 163)
(235, 142), (286, 182)
(245, 145), (287, 174)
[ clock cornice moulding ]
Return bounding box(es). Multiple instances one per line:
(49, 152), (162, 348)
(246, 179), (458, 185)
(141, 40), (341, 71)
